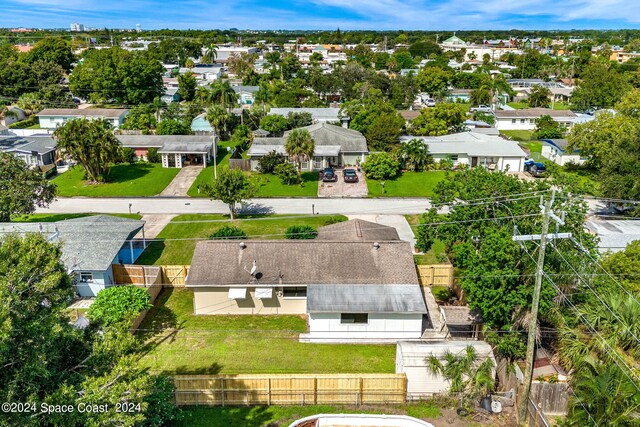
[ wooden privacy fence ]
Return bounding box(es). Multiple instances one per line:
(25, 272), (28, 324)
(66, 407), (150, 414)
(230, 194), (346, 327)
(173, 374), (407, 406)
(113, 265), (162, 286)
(229, 158), (251, 171)
(530, 382), (570, 416)
(416, 264), (454, 287)
(160, 265), (189, 286)
(527, 398), (552, 427)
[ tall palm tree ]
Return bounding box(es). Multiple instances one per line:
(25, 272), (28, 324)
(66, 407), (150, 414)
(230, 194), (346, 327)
(254, 84), (272, 113)
(284, 129), (314, 183)
(206, 104), (232, 139)
(201, 44), (218, 64)
(210, 80), (238, 111)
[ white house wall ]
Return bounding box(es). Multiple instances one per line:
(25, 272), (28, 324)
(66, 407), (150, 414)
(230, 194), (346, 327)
(304, 312), (423, 343)
(541, 145), (585, 166)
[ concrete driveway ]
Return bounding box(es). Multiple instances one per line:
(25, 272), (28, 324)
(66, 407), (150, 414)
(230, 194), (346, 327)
(160, 166), (202, 197)
(318, 169), (368, 197)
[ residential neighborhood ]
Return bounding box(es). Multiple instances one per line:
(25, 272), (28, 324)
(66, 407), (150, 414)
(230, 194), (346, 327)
(1, 9), (640, 427)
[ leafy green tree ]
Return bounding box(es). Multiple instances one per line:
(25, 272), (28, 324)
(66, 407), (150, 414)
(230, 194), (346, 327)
(0, 152), (56, 222)
(53, 118), (122, 182)
(24, 37), (75, 71)
(287, 111), (313, 129)
(416, 66), (453, 98)
(598, 127), (640, 202)
(208, 225), (247, 240)
(570, 62), (631, 109)
(231, 124), (253, 151)
(528, 85), (552, 108)
(148, 38), (203, 65)
(260, 114), (289, 135)
(156, 118), (191, 135)
(409, 40), (442, 58)
(600, 240), (640, 293)
(361, 152), (400, 180)
(364, 111), (405, 151)
(391, 50), (414, 70)
(69, 48), (164, 104)
(121, 104), (157, 131)
(410, 103), (466, 136)
(201, 167), (256, 219)
(177, 71), (197, 102)
(400, 139), (432, 171)
(147, 147), (161, 163)
(614, 87), (640, 119)
(274, 162), (298, 185)
(426, 345), (495, 396)
(285, 225), (318, 239)
(470, 86), (492, 106)
(257, 150), (286, 174)
(87, 286), (152, 326)
(284, 128), (315, 183)
(533, 115), (564, 139)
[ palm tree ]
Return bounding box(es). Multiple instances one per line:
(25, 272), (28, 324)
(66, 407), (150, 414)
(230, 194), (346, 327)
(284, 129), (314, 183)
(254, 84), (272, 113)
(206, 104), (232, 139)
(426, 345), (495, 396)
(201, 44), (218, 64)
(209, 80), (238, 111)
(470, 85), (492, 106)
(400, 139), (432, 172)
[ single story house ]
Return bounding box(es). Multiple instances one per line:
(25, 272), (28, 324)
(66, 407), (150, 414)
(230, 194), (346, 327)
(116, 135), (216, 168)
(247, 123), (369, 171)
(0, 135), (57, 167)
(317, 218), (401, 241)
(585, 219), (640, 253)
(396, 340), (496, 398)
(540, 138), (585, 166)
(494, 108), (577, 131)
(231, 85), (260, 107)
(400, 131), (528, 172)
(399, 110), (420, 123)
(186, 229), (430, 343)
(0, 215), (146, 297)
(161, 87), (180, 104)
(36, 108), (129, 129)
(268, 108), (348, 126)
(1, 106), (27, 126)
(191, 113), (214, 134)
(179, 65), (223, 81)
(445, 88), (472, 103)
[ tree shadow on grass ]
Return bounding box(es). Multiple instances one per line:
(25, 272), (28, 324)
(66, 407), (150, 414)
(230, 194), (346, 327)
(136, 240), (165, 265)
(105, 163), (155, 183)
(179, 405), (277, 427)
(174, 362), (223, 375)
(138, 287), (180, 351)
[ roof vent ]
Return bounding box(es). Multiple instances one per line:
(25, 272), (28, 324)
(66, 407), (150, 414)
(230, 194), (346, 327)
(373, 242), (380, 250)
(239, 242), (246, 249)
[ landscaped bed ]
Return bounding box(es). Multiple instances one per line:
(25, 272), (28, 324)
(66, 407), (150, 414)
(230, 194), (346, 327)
(52, 163), (180, 197)
(136, 213), (347, 265)
(367, 171), (449, 198)
(137, 288), (396, 375)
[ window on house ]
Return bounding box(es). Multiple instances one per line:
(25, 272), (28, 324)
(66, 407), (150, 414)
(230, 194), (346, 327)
(340, 313), (368, 324)
(520, 119), (526, 124)
(79, 272), (93, 282)
(511, 119), (516, 124)
(450, 155), (459, 162)
(283, 286), (307, 298)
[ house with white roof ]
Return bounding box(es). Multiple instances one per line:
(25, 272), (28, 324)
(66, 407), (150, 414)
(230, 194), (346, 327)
(585, 220), (640, 253)
(36, 108), (129, 129)
(494, 108), (577, 131)
(268, 108), (348, 126)
(400, 131), (528, 172)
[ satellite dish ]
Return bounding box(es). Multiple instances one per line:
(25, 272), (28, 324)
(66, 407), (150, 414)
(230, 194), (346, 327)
(250, 260), (257, 276)
(491, 400), (502, 413)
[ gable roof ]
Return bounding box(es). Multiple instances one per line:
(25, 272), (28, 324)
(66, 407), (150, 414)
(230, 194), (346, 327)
(187, 240), (418, 287)
(317, 219), (400, 241)
(440, 306), (483, 326)
(494, 108), (577, 119)
(0, 135), (56, 155)
(0, 215), (144, 272)
(307, 284), (427, 313)
(36, 108), (128, 118)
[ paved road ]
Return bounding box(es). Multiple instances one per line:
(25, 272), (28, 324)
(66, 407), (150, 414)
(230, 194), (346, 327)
(38, 197), (432, 215)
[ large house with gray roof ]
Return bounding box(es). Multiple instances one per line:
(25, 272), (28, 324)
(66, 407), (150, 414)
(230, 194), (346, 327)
(186, 219), (431, 343)
(116, 134), (216, 168)
(0, 215), (146, 297)
(0, 134), (57, 167)
(247, 123), (369, 171)
(36, 108), (129, 129)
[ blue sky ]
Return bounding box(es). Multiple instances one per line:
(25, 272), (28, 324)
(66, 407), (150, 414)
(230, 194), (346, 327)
(2, 0), (640, 30)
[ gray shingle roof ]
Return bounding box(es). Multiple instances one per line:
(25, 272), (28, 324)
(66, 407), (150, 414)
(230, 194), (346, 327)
(36, 108), (128, 118)
(440, 306), (483, 325)
(0, 135), (56, 155)
(585, 219), (640, 252)
(187, 240), (419, 287)
(0, 215), (144, 272)
(317, 219), (400, 241)
(307, 284), (427, 313)
(117, 135), (214, 149)
(158, 141), (212, 154)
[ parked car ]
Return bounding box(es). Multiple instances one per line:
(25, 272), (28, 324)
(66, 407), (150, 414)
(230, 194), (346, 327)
(425, 98), (436, 107)
(470, 104), (492, 113)
(343, 168), (359, 183)
(524, 159), (546, 177)
(321, 167), (337, 182)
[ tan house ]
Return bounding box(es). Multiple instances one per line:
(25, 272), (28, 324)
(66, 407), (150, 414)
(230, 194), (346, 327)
(186, 220), (431, 343)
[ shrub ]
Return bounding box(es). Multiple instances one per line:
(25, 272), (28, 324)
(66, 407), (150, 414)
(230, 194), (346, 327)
(147, 147), (161, 163)
(120, 147), (137, 164)
(208, 225), (247, 240)
(87, 286), (152, 326)
(275, 162), (298, 185)
(432, 286), (451, 302)
(285, 225), (318, 239)
(257, 150), (286, 173)
(361, 152), (401, 180)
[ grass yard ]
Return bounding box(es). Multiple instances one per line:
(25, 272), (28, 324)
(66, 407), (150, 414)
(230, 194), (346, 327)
(136, 213), (346, 265)
(137, 288), (396, 375)
(405, 215), (449, 264)
(252, 172), (319, 197)
(367, 171), (449, 198)
(187, 141), (235, 197)
(12, 213), (142, 222)
(177, 403), (441, 427)
(499, 130), (535, 142)
(507, 102), (572, 110)
(52, 163), (180, 197)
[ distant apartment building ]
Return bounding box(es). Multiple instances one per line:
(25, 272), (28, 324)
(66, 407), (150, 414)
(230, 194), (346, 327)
(70, 23), (85, 32)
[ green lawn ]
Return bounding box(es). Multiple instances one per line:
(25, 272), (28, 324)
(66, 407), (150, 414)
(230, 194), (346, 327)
(187, 141), (235, 197)
(52, 163), (180, 197)
(252, 172), (319, 197)
(499, 130), (535, 142)
(177, 403), (441, 427)
(137, 288), (396, 375)
(136, 214), (346, 265)
(12, 213), (142, 222)
(413, 240), (448, 265)
(367, 171), (449, 197)
(507, 102), (572, 110)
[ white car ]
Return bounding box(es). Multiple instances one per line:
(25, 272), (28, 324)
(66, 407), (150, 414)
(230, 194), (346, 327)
(425, 98), (436, 107)
(470, 104), (493, 113)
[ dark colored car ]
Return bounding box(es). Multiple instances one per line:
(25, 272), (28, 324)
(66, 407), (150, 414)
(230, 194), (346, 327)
(524, 159), (546, 177)
(343, 168), (359, 183)
(321, 167), (337, 182)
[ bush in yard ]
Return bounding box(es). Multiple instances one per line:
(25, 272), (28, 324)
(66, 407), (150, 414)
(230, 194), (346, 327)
(432, 286), (451, 302)
(120, 147), (137, 164)
(275, 162), (298, 185)
(147, 147), (161, 163)
(87, 286), (152, 326)
(257, 150), (285, 173)
(361, 152), (400, 180)
(286, 225), (318, 239)
(208, 225), (247, 240)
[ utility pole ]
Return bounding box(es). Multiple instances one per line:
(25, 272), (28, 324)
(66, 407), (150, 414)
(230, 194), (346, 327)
(514, 191), (571, 423)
